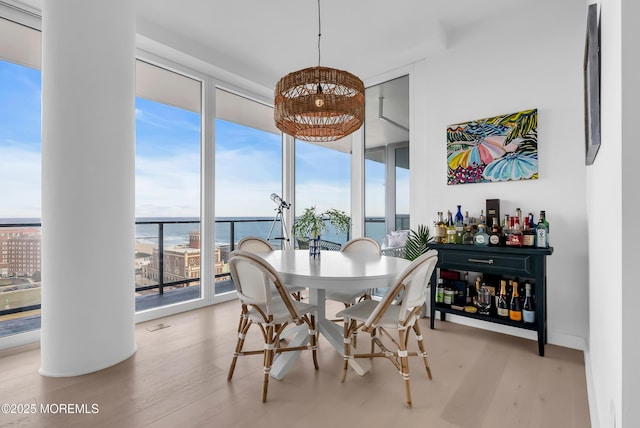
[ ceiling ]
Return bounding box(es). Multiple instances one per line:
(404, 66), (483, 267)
(11, 0), (537, 149)
(15, 0), (537, 91)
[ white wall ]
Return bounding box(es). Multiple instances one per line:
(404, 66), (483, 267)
(620, 0), (640, 425)
(587, 0), (621, 425)
(588, 0), (640, 427)
(413, 0), (589, 348)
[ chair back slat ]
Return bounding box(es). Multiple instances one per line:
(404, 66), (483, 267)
(364, 250), (438, 329)
(340, 237), (381, 255)
(229, 250), (303, 321)
(237, 237), (274, 253)
(400, 253), (438, 311)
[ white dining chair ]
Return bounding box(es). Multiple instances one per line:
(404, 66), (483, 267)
(325, 237), (381, 307)
(237, 236), (305, 301)
(227, 249), (319, 402)
(337, 249), (438, 408)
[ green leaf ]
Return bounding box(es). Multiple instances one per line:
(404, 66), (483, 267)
(403, 224), (433, 261)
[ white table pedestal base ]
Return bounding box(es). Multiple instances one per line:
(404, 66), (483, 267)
(270, 289), (371, 380)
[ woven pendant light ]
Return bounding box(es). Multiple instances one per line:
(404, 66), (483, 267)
(274, 1), (364, 142)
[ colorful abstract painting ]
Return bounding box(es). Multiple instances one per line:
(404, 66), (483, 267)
(447, 109), (538, 185)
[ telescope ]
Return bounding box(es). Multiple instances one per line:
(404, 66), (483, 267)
(270, 193), (290, 209)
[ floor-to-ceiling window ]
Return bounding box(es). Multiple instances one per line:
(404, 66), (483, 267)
(364, 75), (410, 244)
(214, 88), (282, 294)
(0, 17), (42, 338)
(134, 60), (202, 311)
(294, 138), (351, 246)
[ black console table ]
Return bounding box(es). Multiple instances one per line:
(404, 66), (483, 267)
(429, 243), (553, 356)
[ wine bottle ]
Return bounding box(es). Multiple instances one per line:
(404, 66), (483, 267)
(497, 280), (509, 317)
(502, 213), (511, 246)
(536, 210), (549, 248)
(509, 280), (523, 321)
(523, 214), (536, 247)
(523, 281), (535, 323)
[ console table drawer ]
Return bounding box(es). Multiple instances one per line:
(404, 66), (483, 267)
(439, 250), (532, 276)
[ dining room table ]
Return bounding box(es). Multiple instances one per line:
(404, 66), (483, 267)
(255, 248), (411, 380)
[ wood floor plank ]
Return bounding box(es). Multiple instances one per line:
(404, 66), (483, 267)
(0, 300), (591, 427)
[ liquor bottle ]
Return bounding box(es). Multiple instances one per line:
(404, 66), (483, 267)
(464, 210), (470, 227)
(502, 213), (511, 246)
(536, 210), (549, 248)
(436, 212), (447, 244)
(497, 280), (509, 318)
(523, 215), (536, 247)
(509, 216), (523, 247)
(463, 226), (474, 245)
(469, 215), (478, 233)
(522, 281), (535, 323)
(509, 280), (523, 321)
(515, 208), (522, 227)
(489, 217), (501, 246)
(446, 210), (456, 244)
(474, 276), (481, 306)
(478, 209), (486, 230)
(436, 278), (444, 304)
(454, 205), (464, 244)
(473, 225), (489, 246)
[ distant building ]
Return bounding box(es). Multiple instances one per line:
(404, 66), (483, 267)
(142, 231), (228, 284)
(0, 228), (41, 277)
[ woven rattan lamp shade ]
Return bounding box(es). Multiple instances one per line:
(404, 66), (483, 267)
(274, 66), (365, 142)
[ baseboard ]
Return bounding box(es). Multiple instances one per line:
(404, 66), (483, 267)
(583, 347), (601, 428)
(428, 310), (586, 351)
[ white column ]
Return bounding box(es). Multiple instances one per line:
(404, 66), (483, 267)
(40, 0), (137, 376)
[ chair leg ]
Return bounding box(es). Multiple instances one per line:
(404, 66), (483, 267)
(228, 316), (251, 381)
(413, 322), (432, 379)
(262, 324), (275, 402)
(370, 328), (378, 355)
(309, 314), (319, 369)
(398, 329), (412, 408)
(341, 318), (353, 383)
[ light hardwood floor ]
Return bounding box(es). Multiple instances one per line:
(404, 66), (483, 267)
(0, 300), (591, 428)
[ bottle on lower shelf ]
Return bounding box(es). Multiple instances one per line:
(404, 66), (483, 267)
(522, 281), (536, 323)
(497, 280), (509, 318)
(509, 280), (523, 322)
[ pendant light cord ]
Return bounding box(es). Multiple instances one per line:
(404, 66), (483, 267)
(317, 0), (322, 67)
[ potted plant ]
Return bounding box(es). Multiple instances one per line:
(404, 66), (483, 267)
(293, 206), (350, 257)
(403, 224), (433, 261)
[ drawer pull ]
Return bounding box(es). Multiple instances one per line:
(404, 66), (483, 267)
(468, 258), (494, 264)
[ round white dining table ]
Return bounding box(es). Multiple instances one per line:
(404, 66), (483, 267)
(256, 249), (411, 379)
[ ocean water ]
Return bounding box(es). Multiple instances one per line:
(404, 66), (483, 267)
(0, 217), (387, 249)
(135, 217), (388, 248)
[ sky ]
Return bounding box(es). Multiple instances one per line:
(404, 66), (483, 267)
(0, 59), (375, 220)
